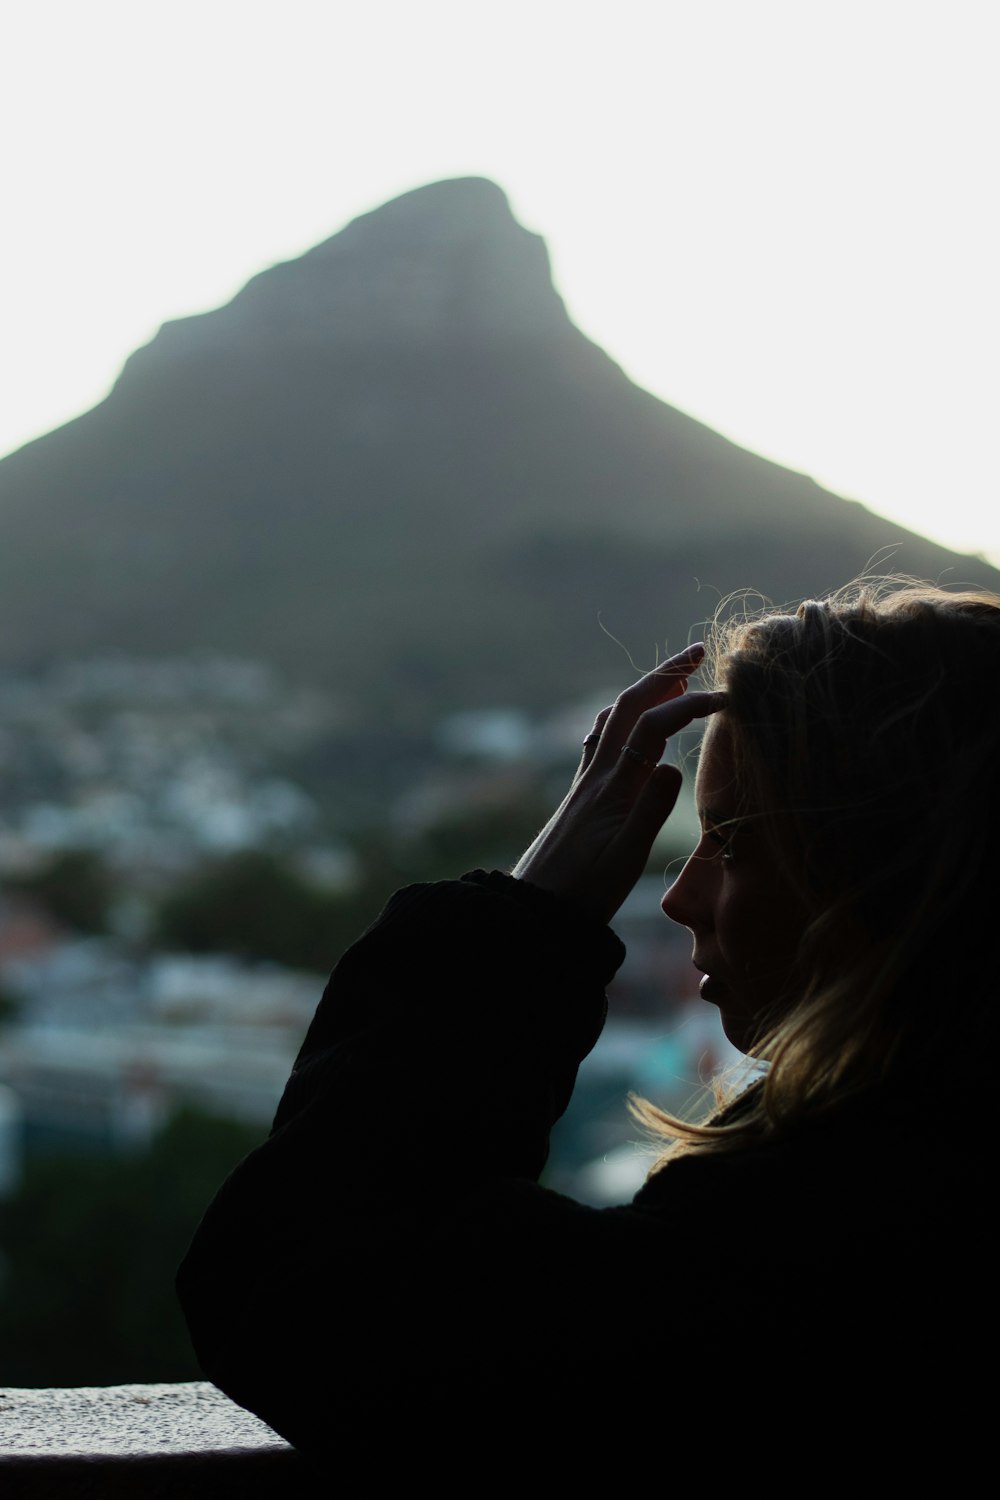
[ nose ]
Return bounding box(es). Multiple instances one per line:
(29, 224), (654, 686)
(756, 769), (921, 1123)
(661, 850), (712, 934)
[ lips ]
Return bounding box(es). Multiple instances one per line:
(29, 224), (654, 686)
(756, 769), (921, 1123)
(695, 965), (726, 1002)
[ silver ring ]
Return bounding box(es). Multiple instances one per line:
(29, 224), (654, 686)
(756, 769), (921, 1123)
(621, 744), (657, 770)
(582, 732), (601, 748)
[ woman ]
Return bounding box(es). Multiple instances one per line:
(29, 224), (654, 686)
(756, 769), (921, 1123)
(177, 578), (996, 1477)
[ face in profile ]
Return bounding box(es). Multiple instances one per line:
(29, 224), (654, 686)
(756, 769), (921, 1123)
(660, 718), (808, 1053)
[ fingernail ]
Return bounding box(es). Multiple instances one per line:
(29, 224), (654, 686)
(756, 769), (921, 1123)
(663, 643), (703, 668)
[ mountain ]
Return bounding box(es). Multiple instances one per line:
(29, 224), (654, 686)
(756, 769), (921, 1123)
(1, 176), (995, 724)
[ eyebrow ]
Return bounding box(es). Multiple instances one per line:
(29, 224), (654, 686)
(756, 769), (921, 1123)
(698, 804), (746, 835)
(699, 804), (733, 826)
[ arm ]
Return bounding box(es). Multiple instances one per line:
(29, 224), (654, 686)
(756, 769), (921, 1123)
(177, 871), (629, 1441)
(270, 868), (626, 1187)
(176, 653), (726, 1461)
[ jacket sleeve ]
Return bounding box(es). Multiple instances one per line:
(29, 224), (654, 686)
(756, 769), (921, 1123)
(267, 868), (625, 1186)
(175, 870), (680, 1454)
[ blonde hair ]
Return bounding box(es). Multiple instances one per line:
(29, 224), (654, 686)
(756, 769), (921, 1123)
(634, 575), (1000, 1160)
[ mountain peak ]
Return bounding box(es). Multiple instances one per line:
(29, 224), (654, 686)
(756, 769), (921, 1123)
(130, 177), (571, 372)
(318, 177), (518, 245)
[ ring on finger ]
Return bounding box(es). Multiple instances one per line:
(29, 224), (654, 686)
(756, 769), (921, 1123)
(582, 732), (602, 748)
(620, 744), (657, 770)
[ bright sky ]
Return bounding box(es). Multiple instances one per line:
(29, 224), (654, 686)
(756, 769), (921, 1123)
(2, 0), (997, 563)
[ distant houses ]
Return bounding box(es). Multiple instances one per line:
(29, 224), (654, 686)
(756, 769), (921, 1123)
(0, 649), (733, 1205)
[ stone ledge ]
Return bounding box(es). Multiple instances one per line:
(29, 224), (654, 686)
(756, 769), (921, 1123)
(0, 1381), (323, 1498)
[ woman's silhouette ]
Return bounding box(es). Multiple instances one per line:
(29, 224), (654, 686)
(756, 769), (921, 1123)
(178, 578), (997, 1480)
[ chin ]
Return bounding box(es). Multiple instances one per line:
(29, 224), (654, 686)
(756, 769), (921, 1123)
(719, 1011), (758, 1055)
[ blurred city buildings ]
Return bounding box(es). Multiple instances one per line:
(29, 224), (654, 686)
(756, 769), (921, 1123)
(0, 653), (734, 1207)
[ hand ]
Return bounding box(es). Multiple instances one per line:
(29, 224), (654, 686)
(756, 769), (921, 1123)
(511, 645), (725, 923)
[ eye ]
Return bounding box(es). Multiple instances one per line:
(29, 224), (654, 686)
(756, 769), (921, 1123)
(702, 818), (743, 864)
(707, 828), (736, 863)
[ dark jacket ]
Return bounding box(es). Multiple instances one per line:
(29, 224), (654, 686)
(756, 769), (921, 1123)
(177, 871), (990, 1479)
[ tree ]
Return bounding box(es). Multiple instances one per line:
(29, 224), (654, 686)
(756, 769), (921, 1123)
(0, 1108), (264, 1385)
(4, 848), (113, 934)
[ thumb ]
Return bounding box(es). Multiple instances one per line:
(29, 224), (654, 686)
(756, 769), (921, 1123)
(599, 766), (685, 922)
(623, 764), (683, 850)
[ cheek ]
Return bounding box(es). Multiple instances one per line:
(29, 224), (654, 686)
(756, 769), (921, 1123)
(717, 878), (802, 980)
(721, 911), (771, 978)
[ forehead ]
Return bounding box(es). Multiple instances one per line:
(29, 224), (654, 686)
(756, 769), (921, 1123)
(695, 718), (738, 808)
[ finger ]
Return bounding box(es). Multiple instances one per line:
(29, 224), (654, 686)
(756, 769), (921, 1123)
(576, 705), (612, 777)
(620, 689), (727, 770)
(591, 643), (706, 769)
